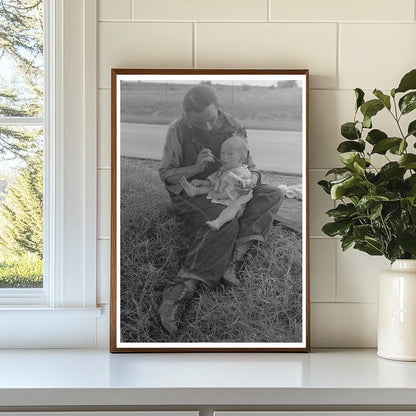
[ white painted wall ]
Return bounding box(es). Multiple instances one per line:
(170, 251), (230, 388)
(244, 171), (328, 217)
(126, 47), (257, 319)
(95, 0), (416, 348)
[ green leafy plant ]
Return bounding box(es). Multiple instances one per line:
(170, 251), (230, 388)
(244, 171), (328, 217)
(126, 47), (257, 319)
(319, 69), (416, 262)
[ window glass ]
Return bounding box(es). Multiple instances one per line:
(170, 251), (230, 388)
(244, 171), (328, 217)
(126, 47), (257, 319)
(0, 0), (44, 289)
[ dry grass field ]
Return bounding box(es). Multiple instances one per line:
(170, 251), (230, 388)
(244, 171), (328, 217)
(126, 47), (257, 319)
(119, 158), (303, 344)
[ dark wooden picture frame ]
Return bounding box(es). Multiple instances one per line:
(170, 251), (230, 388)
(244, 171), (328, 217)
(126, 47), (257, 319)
(110, 69), (310, 352)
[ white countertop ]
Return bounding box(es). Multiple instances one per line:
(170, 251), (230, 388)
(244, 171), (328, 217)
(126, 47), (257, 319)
(0, 348), (416, 407)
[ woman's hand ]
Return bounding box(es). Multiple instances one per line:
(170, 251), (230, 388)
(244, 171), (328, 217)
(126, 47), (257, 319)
(196, 148), (215, 171)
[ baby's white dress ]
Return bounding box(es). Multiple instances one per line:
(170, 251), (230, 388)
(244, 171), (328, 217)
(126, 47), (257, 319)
(206, 165), (253, 206)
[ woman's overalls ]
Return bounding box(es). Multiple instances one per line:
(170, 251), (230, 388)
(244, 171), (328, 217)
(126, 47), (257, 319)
(159, 113), (284, 335)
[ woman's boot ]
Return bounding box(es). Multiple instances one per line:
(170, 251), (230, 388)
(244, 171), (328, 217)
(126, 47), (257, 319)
(159, 279), (197, 335)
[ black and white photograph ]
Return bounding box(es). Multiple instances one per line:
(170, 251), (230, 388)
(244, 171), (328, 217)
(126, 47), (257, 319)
(110, 69), (309, 352)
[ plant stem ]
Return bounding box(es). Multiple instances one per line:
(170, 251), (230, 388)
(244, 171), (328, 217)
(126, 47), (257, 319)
(390, 97), (407, 140)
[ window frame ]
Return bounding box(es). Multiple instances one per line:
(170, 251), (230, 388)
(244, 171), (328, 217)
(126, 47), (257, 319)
(0, 0), (100, 348)
(0, 1), (49, 305)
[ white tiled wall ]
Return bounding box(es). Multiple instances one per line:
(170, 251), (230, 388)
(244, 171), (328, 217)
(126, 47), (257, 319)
(96, 0), (416, 347)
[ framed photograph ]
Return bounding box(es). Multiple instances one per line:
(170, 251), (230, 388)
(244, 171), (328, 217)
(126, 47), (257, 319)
(110, 69), (310, 352)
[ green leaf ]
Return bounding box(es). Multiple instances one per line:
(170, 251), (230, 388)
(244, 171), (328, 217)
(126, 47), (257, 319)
(339, 152), (360, 167)
(406, 174), (416, 188)
(389, 139), (408, 155)
(325, 167), (351, 176)
(373, 89), (391, 110)
(353, 158), (366, 173)
(371, 137), (402, 154)
(365, 236), (383, 251)
(407, 120), (416, 138)
(386, 240), (403, 263)
(360, 99), (384, 119)
(399, 154), (416, 169)
(366, 129), (387, 145)
(399, 139), (407, 154)
(357, 195), (389, 211)
(395, 69), (416, 94)
(399, 92), (416, 115)
(405, 175), (416, 197)
(411, 206), (416, 221)
(384, 203), (400, 222)
(354, 241), (383, 256)
(355, 88), (365, 110)
(378, 162), (406, 181)
(341, 235), (355, 251)
(337, 140), (365, 153)
(352, 224), (374, 240)
(341, 122), (361, 140)
(363, 116), (372, 129)
(318, 180), (331, 194)
(407, 196), (416, 207)
(322, 221), (351, 237)
(330, 176), (354, 199)
(369, 203), (383, 219)
(330, 175), (366, 200)
(326, 203), (357, 220)
(398, 227), (416, 255)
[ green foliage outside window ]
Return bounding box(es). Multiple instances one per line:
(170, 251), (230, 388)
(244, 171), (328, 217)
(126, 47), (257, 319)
(0, 0), (44, 288)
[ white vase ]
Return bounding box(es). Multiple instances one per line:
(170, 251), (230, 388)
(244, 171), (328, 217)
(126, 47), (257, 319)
(378, 259), (416, 361)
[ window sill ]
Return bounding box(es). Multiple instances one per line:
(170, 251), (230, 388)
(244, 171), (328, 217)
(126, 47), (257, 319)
(0, 307), (103, 348)
(0, 306), (102, 316)
(0, 288), (47, 306)
(0, 349), (415, 410)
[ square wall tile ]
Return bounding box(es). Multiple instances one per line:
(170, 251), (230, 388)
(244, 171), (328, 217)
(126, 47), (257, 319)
(271, 0), (414, 21)
(309, 169), (334, 237)
(96, 305), (110, 349)
(98, 89), (111, 168)
(340, 24), (416, 90)
(133, 0), (268, 21)
(196, 23), (338, 90)
(310, 238), (336, 302)
(99, 0), (131, 20)
(336, 245), (390, 303)
(309, 90), (351, 169)
(311, 303), (377, 347)
(98, 169), (111, 239)
(97, 239), (110, 304)
(98, 22), (193, 89)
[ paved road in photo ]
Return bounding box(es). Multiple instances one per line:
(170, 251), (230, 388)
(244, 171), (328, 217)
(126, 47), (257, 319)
(121, 122), (302, 174)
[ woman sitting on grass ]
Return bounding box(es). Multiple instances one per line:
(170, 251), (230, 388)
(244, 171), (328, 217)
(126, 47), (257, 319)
(179, 135), (253, 232)
(158, 84), (284, 336)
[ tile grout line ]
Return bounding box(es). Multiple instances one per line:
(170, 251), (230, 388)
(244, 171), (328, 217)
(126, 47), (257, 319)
(193, 22), (197, 69)
(130, 0), (133, 20)
(333, 229), (339, 302)
(98, 19), (415, 24)
(267, 0), (271, 22)
(311, 301), (378, 305)
(336, 22), (340, 90)
(309, 236), (339, 239)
